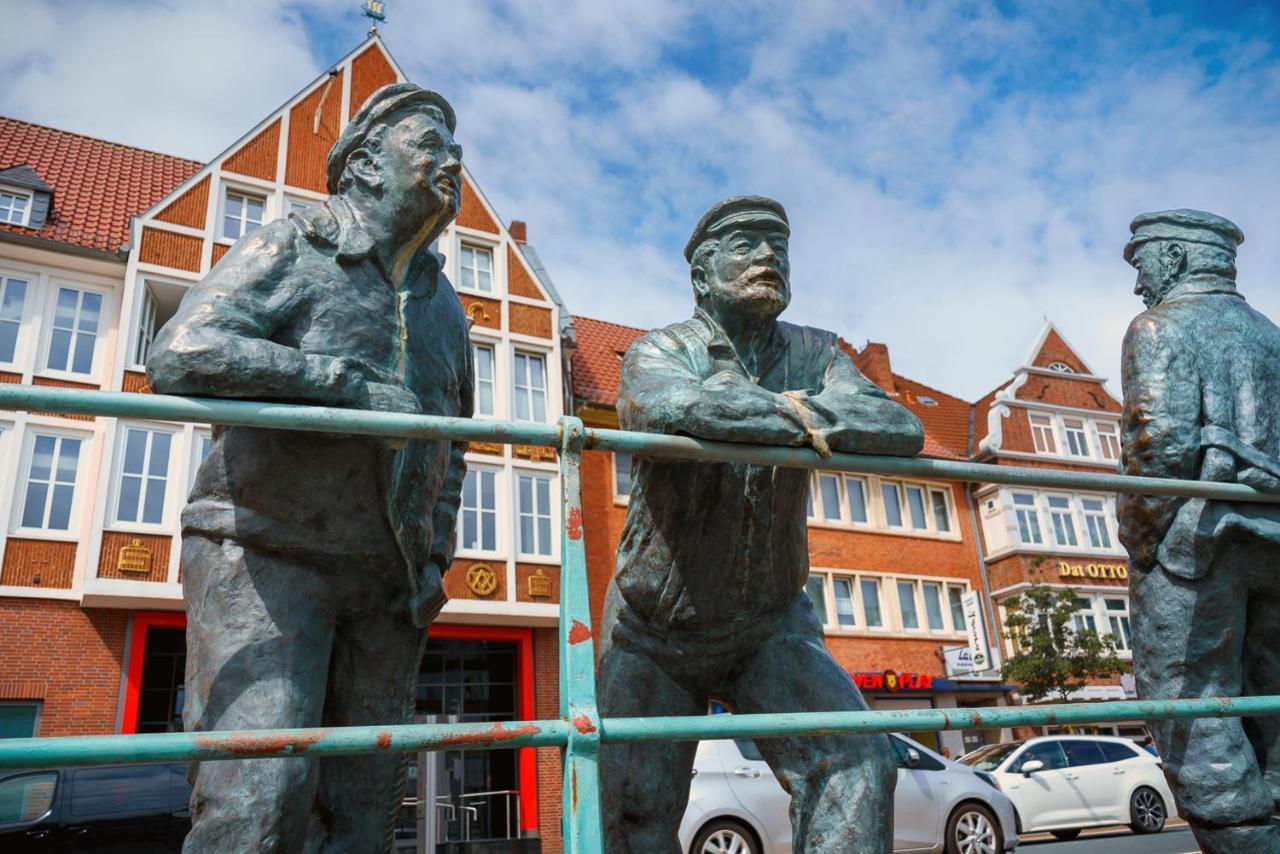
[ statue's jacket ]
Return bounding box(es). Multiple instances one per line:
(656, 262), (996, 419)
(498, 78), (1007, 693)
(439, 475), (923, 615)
(1118, 276), (1280, 576)
(147, 198), (472, 615)
(614, 312), (923, 632)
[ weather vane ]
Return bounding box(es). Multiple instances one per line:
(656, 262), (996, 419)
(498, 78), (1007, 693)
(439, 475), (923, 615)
(362, 0), (386, 36)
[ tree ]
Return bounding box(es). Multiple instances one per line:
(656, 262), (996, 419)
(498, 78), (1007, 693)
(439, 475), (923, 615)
(1001, 582), (1124, 704)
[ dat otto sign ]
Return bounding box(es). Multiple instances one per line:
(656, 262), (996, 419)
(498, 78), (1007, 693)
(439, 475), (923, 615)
(1058, 561), (1128, 581)
(851, 671), (934, 692)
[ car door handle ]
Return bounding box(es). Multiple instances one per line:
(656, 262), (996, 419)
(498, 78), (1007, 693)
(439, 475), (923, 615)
(734, 767), (762, 779)
(26, 830), (50, 839)
(68, 826), (90, 834)
(1113, 768), (1126, 775)
(1064, 773), (1080, 780)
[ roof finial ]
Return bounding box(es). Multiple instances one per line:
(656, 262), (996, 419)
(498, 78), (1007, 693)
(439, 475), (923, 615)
(362, 0), (386, 37)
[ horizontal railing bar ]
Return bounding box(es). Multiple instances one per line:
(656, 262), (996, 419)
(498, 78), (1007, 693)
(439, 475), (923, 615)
(0, 719), (571, 769)
(2, 697), (1277, 769)
(0, 385), (1274, 503)
(602, 695), (1280, 743)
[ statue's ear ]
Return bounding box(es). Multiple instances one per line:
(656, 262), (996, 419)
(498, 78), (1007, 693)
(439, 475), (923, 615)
(1163, 242), (1187, 277)
(690, 264), (709, 301)
(347, 148), (382, 191)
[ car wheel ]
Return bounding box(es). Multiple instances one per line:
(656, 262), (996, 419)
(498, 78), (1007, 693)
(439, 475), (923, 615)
(945, 802), (999, 854)
(692, 819), (760, 854)
(1129, 785), (1167, 834)
(1050, 829), (1081, 840)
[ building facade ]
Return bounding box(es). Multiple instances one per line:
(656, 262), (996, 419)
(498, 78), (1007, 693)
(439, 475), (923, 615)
(972, 323), (1139, 733)
(0, 37), (570, 851)
(569, 316), (1014, 758)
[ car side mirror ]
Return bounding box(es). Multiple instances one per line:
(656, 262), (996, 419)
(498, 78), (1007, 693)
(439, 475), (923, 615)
(906, 748), (921, 769)
(1020, 759), (1045, 776)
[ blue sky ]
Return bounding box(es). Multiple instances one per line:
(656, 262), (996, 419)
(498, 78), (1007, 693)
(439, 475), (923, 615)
(3, 0), (1278, 399)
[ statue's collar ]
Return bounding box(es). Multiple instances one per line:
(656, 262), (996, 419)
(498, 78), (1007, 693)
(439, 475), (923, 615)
(1163, 275), (1242, 303)
(315, 196), (441, 297)
(694, 308), (786, 377)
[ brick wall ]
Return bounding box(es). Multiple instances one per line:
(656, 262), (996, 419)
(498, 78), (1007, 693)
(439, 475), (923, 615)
(533, 627), (563, 854)
(0, 598), (128, 736)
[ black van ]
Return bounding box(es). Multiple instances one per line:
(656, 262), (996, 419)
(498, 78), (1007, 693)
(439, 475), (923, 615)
(0, 763), (190, 852)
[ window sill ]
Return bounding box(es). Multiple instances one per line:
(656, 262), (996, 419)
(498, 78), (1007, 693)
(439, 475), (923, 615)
(456, 550), (506, 562)
(33, 370), (101, 387)
(515, 554), (558, 566)
(9, 529), (81, 542)
(104, 523), (173, 536)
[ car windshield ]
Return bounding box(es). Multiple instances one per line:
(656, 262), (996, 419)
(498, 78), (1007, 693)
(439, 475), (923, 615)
(957, 742), (1022, 772)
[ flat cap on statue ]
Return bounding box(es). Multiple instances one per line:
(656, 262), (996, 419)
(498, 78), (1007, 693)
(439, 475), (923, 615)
(1124, 208), (1244, 262)
(684, 195), (790, 262)
(325, 82), (457, 194)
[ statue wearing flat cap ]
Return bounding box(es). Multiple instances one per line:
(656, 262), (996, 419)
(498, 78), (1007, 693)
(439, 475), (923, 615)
(147, 83), (471, 852)
(597, 196), (924, 852)
(1118, 209), (1280, 853)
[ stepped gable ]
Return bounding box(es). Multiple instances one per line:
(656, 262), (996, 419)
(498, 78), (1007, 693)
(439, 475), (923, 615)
(0, 117), (201, 254)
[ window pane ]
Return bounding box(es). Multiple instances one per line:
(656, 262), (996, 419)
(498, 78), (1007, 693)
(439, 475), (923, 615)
(861, 579), (883, 627)
(930, 490), (951, 532)
(148, 433), (171, 477)
(923, 583), (945, 630)
(117, 475), (142, 522)
(1, 278), (26, 321)
(614, 452), (632, 497)
(71, 331), (95, 374)
(833, 578), (856, 628)
(123, 429), (147, 475)
(246, 197), (264, 225)
(897, 581), (919, 629)
(804, 576), (827, 624)
(905, 486), (927, 529)
(78, 293), (102, 334)
(948, 587), (965, 629)
(47, 328), (71, 371)
(53, 288), (78, 327)
(480, 470), (496, 510)
(30, 435), (55, 481)
(846, 477), (868, 523)
(48, 484), (75, 529)
(881, 483), (903, 527)
(1062, 740), (1107, 767)
(819, 473), (842, 521)
(21, 481), (48, 528)
(0, 771), (57, 822)
(55, 439), (80, 483)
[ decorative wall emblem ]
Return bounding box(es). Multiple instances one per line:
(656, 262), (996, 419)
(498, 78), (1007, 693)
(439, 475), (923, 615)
(118, 539), (152, 574)
(513, 444), (557, 462)
(527, 568), (552, 598)
(466, 301), (492, 325)
(466, 563), (498, 597)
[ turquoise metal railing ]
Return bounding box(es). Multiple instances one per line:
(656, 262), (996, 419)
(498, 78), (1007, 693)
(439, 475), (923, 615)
(0, 384), (1277, 852)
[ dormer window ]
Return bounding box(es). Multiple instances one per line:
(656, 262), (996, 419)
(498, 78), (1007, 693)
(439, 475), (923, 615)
(0, 189), (32, 226)
(1047, 361), (1075, 373)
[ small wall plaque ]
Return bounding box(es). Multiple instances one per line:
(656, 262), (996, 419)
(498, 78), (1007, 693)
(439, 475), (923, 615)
(527, 568), (552, 598)
(118, 539), (152, 574)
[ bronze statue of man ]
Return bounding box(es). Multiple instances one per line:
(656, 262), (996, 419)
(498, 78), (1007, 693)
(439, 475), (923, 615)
(147, 84), (472, 852)
(597, 196), (924, 852)
(1118, 209), (1280, 854)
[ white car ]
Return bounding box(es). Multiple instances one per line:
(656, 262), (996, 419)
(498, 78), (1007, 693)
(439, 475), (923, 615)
(679, 734), (1019, 853)
(956, 735), (1176, 840)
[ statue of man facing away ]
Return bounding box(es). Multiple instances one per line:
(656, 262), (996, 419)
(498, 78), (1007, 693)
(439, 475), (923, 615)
(597, 196), (925, 852)
(1119, 209), (1280, 854)
(147, 83), (472, 852)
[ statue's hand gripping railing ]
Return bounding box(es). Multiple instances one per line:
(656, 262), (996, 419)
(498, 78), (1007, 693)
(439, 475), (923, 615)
(0, 385), (1277, 853)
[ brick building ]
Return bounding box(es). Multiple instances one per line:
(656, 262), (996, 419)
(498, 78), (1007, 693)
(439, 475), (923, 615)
(0, 36), (571, 851)
(569, 316), (1015, 757)
(972, 322), (1139, 733)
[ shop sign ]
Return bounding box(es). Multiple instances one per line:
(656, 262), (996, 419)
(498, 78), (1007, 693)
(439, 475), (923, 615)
(1057, 561), (1128, 580)
(851, 670), (934, 692)
(961, 591), (991, 671)
(942, 646), (975, 677)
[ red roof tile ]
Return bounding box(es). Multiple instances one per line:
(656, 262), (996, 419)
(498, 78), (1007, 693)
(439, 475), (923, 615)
(0, 117), (201, 254)
(572, 314), (973, 460)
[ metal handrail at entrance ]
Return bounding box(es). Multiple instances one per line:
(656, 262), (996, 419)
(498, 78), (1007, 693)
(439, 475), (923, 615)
(0, 384), (1276, 853)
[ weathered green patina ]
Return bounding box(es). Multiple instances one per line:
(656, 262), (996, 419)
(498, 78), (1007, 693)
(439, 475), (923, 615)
(1120, 209), (1280, 854)
(145, 83), (471, 852)
(597, 197), (924, 853)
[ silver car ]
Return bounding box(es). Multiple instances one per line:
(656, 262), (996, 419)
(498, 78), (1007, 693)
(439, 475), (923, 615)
(679, 735), (1019, 853)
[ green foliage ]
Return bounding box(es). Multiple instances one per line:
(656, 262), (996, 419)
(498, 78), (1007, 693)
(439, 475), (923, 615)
(1001, 582), (1124, 704)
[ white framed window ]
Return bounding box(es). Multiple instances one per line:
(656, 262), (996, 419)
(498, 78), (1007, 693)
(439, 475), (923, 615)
(897, 580), (921, 630)
(948, 586), (965, 629)
(472, 343), (495, 416)
(929, 488), (952, 533)
(459, 244), (494, 293)
(0, 273), (29, 366)
(112, 426), (174, 526)
(1096, 421), (1121, 460)
(1062, 417), (1091, 457)
(1104, 597), (1132, 652)
(1046, 494), (1079, 547)
(1029, 413), (1057, 454)
(134, 286), (158, 367)
(1072, 598), (1098, 633)
(904, 484), (929, 531)
(285, 197), (313, 216)
(18, 432), (83, 532)
(817, 473), (844, 522)
(458, 468), (499, 553)
(881, 482), (904, 528)
(1012, 492), (1043, 544)
(809, 572), (894, 632)
(846, 476), (869, 523)
(0, 189), (32, 226)
(809, 473), (869, 525)
(860, 578), (884, 628)
(512, 352), (547, 422)
(1080, 497), (1112, 549)
(613, 452), (633, 499)
(516, 471), (553, 557)
(222, 189), (265, 241)
(44, 285), (104, 376)
(804, 575), (828, 623)
(832, 577), (857, 628)
(188, 430), (212, 493)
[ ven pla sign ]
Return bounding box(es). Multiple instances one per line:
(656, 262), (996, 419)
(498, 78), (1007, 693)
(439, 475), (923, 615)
(851, 670), (935, 692)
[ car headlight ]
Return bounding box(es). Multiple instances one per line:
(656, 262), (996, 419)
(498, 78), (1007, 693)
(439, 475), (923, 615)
(975, 771), (1001, 790)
